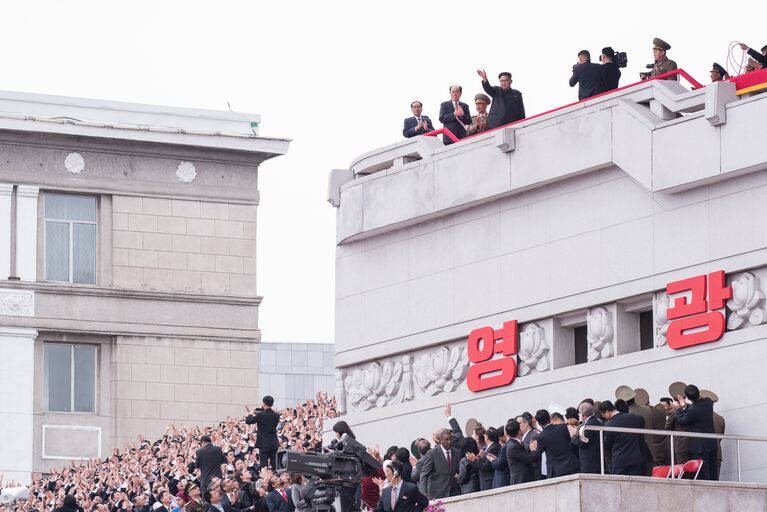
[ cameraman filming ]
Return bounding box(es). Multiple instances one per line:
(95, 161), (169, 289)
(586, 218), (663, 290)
(600, 47), (622, 91)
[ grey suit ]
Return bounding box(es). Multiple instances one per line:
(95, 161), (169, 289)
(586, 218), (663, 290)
(417, 446), (461, 499)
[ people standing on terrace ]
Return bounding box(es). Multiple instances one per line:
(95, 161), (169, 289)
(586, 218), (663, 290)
(402, 101), (434, 138)
(466, 93), (491, 135)
(569, 50), (607, 100)
(438, 85), (472, 145)
(599, 47), (622, 91)
(476, 70), (525, 129)
(650, 37), (678, 79)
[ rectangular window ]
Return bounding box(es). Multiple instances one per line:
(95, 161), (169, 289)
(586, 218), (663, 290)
(639, 310), (654, 351)
(574, 325), (588, 365)
(44, 343), (97, 413)
(44, 193), (97, 284)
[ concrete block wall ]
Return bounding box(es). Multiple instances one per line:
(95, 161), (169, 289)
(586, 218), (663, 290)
(112, 335), (259, 447)
(112, 196), (257, 296)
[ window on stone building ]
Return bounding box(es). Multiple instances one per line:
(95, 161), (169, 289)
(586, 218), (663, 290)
(639, 310), (654, 351)
(44, 193), (96, 284)
(574, 325), (588, 365)
(44, 343), (97, 413)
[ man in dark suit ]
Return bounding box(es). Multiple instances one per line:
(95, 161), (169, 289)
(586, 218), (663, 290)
(505, 420), (537, 485)
(530, 410), (579, 478)
(490, 438), (510, 488)
(196, 435), (226, 493)
(245, 396), (281, 470)
(569, 50), (607, 100)
(417, 428), (461, 499)
(402, 101), (434, 138)
(515, 414), (540, 480)
(374, 461), (429, 512)
(739, 42), (767, 69)
(599, 400), (645, 476)
(438, 85), (472, 145)
(674, 384), (717, 480)
(599, 47), (622, 91)
(476, 70), (525, 129)
(476, 427), (500, 491)
(570, 402), (603, 473)
(264, 476), (294, 512)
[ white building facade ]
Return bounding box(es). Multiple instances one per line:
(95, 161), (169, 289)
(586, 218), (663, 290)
(0, 91), (289, 481)
(328, 79), (767, 482)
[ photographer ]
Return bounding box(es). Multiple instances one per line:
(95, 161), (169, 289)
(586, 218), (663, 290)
(600, 47), (622, 91)
(569, 50), (607, 100)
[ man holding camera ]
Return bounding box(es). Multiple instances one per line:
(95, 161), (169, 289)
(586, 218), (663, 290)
(569, 50), (607, 100)
(600, 47), (622, 91)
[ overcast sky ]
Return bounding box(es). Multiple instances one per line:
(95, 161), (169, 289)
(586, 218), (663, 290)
(3, 2), (764, 343)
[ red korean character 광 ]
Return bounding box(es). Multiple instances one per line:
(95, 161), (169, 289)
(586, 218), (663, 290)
(666, 270), (732, 350)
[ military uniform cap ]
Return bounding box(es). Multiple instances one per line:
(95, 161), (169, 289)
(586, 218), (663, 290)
(634, 387), (650, 406)
(615, 385), (636, 401)
(474, 93), (491, 104)
(465, 417), (480, 435)
(711, 62), (728, 77)
(700, 389), (719, 402)
(668, 381), (687, 398)
(653, 37), (671, 51)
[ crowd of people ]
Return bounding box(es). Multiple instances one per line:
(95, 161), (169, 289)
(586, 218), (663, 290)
(402, 36), (767, 145)
(0, 394), (337, 512)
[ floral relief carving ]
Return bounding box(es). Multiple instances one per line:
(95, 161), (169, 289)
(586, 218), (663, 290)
(0, 290), (34, 317)
(653, 292), (671, 347)
(586, 307), (614, 361)
(518, 323), (550, 376)
(341, 346), (467, 413)
(726, 272), (765, 330)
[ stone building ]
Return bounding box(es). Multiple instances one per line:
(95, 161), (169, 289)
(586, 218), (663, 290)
(259, 342), (335, 408)
(0, 90), (289, 480)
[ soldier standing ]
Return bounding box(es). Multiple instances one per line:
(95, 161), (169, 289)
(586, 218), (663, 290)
(650, 37), (678, 80)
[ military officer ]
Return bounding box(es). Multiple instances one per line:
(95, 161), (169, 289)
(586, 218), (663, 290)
(650, 37), (678, 80)
(710, 63), (729, 82)
(467, 93), (491, 136)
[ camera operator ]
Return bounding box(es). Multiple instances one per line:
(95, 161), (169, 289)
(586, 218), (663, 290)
(331, 422), (360, 512)
(599, 47), (622, 91)
(569, 50), (607, 100)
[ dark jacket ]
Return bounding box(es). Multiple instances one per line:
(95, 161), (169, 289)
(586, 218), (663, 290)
(601, 62), (621, 91)
(534, 424), (580, 478)
(402, 116), (434, 138)
(748, 48), (767, 68)
(245, 408), (280, 451)
(438, 100), (472, 144)
(264, 489), (294, 512)
(196, 443), (226, 492)
(506, 438), (537, 484)
(570, 415), (604, 474)
(570, 62), (607, 100)
(477, 442), (500, 491)
(490, 442), (510, 488)
(457, 457), (480, 494)
(675, 397), (717, 453)
(604, 412), (645, 474)
(373, 482), (429, 512)
(482, 81), (525, 129)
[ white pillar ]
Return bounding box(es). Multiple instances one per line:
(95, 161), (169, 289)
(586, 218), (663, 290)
(15, 185), (39, 281)
(0, 327), (37, 483)
(0, 184), (12, 279)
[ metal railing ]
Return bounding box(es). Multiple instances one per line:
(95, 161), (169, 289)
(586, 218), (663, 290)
(583, 424), (767, 482)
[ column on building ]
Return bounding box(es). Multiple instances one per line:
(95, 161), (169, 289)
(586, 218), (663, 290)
(0, 327), (37, 483)
(15, 185), (39, 281)
(0, 184), (11, 279)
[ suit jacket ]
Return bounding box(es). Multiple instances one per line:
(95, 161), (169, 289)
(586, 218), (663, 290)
(604, 412), (645, 473)
(196, 443), (226, 492)
(374, 482), (428, 512)
(675, 397), (717, 453)
(628, 403), (653, 464)
(569, 62), (607, 100)
(438, 100), (472, 144)
(570, 415), (603, 474)
(534, 424), (579, 478)
(714, 412), (725, 463)
(477, 442), (499, 491)
(447, 417), (467, 452)
(265, 489), (294, 512)
(481, 81), (525, 129)
(411, 455), (425, 484)
(506, 438), (537, 484)
(245, 408), (280, 451)
(747, 48), (767, 68)
(417, 445), (461, 499)
(601, 62), (621, 90)
(490, 442), (510, 488)
(402, 116), (434, 138)
(457, 457), (480, 494)
(521, 429), (541, 480)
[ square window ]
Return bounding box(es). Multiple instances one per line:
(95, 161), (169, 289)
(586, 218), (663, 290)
(44, 193), (97, 284)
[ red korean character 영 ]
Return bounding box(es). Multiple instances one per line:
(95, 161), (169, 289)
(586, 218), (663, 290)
(467, 320), (518, 392)
(666, 270), (732, 350)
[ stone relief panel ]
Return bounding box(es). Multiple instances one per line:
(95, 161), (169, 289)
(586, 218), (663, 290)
(0, 290), (34, 317)
(64, 152), (85, 174)
(338, 345), (467, 414)
(586, 307), (614, 361)
(726, 272), (765, 330)
(518, 323), (550, 376)
(653, 292), (671, 347)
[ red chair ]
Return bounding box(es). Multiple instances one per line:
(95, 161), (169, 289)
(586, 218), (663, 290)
(652, 465), (672, 478)
(677, 459), (703, 480)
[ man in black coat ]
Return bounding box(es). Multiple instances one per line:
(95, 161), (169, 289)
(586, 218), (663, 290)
(477, 70), (525, 129)
(599, 400), (645, 476)
(739, 42), (767, 69)
(569, 50), (607, 100)
(245, 396), (281, 470)
(402, 101), (434, 138)
(476, 427), (500, 491)
(570, 402), (604, 473)
(196, 435), (226, 493)
(505, 420), (537, 485)
(530, 410), (580, 478)
(438, 86), (472, 145)
(674, 384), (717, 480)
(374, 461), (429, 512)
(515, 414), (541, 480)
(600, 47), (622, 91)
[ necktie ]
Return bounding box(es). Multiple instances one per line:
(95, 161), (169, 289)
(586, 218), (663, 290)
(391, 486), (398, 509)
(280, 488), (288, 502)
(446, 450), (452, 468)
